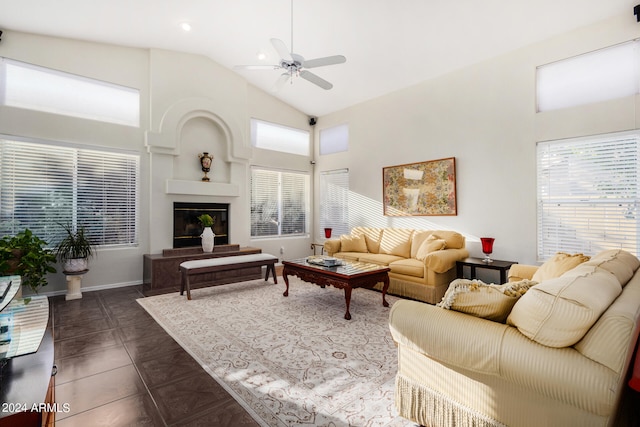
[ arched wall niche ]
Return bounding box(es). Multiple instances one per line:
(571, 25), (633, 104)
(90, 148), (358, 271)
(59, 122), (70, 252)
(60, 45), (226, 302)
(145, 97), (250, 197)
(145, 97), (251, 161)
(174, 116), (230, 183)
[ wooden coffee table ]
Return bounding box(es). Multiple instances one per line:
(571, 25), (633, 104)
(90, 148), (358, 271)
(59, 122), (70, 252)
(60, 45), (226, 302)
(282, 258), (390, 320)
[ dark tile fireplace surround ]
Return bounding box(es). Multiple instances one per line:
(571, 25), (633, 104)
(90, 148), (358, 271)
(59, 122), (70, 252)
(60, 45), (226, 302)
(173, 202), (229, 248)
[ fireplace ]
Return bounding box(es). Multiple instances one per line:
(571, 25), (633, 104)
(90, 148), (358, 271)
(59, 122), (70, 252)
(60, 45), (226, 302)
(173, 202), (229, 248)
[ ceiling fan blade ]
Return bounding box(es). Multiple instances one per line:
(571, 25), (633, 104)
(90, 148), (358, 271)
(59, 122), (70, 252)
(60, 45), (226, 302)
(234, 65), (280, 70)
(270, 38), (293, 61)
(272, 73), (291, 92)
(303, 55), (346, 69)
(299, 70), (333, 90)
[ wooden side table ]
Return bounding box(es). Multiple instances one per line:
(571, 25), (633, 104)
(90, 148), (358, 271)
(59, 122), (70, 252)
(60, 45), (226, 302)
(456, 257), (518, 284)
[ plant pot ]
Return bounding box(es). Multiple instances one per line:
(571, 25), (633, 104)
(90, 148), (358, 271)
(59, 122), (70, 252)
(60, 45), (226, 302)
(64, 258), (89, 273)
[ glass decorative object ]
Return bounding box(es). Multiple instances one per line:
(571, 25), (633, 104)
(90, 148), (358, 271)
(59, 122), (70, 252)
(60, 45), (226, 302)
(480, 237), (495, 263)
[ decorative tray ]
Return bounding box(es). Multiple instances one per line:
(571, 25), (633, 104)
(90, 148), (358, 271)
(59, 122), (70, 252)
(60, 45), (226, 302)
(306, 256), (343, 267)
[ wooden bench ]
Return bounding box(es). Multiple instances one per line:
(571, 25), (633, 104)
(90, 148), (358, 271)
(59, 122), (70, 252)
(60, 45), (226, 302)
(179, 253), (278, 300)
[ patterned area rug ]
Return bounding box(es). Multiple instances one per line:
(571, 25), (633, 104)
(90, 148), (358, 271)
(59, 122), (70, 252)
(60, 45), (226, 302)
(137, 277), (414, 427)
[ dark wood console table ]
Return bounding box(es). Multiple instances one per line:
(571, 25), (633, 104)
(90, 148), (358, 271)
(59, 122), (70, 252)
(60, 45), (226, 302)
(143, 244), (263, 296)
(0, 329), (56, 427)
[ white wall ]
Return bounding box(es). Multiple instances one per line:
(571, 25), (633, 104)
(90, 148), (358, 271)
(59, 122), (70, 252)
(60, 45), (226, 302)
(3, 12), (639, 294)
(0, 31), (310, 295)
(314, 13), (640, 265)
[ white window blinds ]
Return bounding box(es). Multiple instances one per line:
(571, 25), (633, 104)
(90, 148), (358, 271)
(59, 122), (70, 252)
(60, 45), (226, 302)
(537, 132), (640, 260)
(250, 167), (310, 237)
(0, 138), (139, 247)
(319, 169), (349, 237)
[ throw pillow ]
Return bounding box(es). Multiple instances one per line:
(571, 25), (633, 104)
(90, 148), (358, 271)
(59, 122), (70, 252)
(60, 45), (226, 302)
(379, 228), (413, 258)
(340, 234), (368, 253)
(437, 279), (536, 323)
(531, 252), (590, 282)
(431, 230), (465, 250)
(580, 249), (640, 286)
(507, 266), (622, 347)
(416, 235), (446, 261)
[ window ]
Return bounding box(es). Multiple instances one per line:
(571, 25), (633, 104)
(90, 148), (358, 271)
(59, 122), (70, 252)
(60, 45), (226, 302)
(0, 57), (140, 127)
(250, 167), (310, 237)
(319, 169), (349, 237)
(319, 124), (348, 155)
(537, 132), (640, 259)
(250, 119), (309, 156)
(536, 41), (640, 112)
(0, 138), (139, 247)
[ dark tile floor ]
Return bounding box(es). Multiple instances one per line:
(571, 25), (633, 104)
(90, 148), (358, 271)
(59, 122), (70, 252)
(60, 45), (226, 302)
(50, 284), (640, 427)
(51, 285), (259, 427)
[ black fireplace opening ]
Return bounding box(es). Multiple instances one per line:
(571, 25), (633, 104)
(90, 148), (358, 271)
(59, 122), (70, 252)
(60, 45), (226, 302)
(173, 202), (229, 248)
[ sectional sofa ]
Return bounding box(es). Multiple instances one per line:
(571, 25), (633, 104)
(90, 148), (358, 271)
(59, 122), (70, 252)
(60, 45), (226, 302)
(323, 226), (468, 304)
(389, 249), (640, 426)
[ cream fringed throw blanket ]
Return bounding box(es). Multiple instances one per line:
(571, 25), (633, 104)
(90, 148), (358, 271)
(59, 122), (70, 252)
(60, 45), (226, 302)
(436, 279), (537, 322)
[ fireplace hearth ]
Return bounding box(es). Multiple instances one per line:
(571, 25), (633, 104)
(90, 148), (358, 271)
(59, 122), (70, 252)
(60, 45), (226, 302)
(173, 202), (229, 248)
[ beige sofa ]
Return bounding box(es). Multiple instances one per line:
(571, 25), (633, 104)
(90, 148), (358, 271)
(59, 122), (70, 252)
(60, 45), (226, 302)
(389, 249), (640, 427)
(324, 226), (468, 304)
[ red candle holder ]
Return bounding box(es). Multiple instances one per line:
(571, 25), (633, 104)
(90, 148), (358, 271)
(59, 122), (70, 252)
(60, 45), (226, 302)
(480, 237), (495, 263)
(324, 228), (332, 239)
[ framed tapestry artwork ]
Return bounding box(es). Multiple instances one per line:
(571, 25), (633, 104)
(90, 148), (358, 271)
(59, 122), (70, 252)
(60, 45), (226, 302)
(383, 157), (457, 216)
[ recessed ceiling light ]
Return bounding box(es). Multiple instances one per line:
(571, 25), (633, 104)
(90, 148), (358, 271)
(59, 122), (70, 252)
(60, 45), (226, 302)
(257, 50), (268, 61)
(180, 22), (192, 32)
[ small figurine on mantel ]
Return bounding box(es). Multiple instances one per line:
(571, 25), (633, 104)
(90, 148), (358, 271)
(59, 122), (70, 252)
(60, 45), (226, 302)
(198, 152), (214, 182)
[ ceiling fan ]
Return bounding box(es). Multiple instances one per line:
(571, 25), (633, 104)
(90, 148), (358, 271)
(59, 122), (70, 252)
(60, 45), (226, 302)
(234, 1), (346, 91)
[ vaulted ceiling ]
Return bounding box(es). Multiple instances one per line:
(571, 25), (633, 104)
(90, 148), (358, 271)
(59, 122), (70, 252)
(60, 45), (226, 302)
(0, 0), (633, 116)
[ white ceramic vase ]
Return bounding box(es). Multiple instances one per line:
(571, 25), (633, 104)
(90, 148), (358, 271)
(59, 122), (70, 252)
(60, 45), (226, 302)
(201, 227), (215, 253)
(64, 258), (89, 273)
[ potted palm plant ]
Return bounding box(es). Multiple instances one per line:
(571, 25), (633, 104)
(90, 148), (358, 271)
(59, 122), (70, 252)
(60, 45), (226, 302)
(54, 224), (96, 273)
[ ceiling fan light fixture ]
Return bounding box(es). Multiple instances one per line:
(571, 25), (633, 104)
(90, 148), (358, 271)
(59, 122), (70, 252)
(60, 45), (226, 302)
(234, 0), (346, 91)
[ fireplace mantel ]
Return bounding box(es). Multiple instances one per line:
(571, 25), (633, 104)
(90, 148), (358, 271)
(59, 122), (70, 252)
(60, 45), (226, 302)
(165, 179), (239, 197)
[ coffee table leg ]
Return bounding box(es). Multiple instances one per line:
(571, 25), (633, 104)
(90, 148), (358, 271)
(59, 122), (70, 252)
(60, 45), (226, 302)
(381, 276), (389, 307)
(282, 270), (290, 297)
(344, 287), (352, 320)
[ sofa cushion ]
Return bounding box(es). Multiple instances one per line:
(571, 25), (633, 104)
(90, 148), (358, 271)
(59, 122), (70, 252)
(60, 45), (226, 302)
(507, 265), (622, 347)
(415, 235), (446, 261)
(351, 227), (383, 254)
(531, 252), (590, 282)
(389, 258), (424, 278)
(379, 228), (413, 258)
(431, 230), (465, 250)
(410, 231), (433, 258)
(437, 279), (536, 322)
(580, 249), (640, 286)
(358, 253), (404, 266)
(340, 234), (368, 253)
(334, 252), (362, 261)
